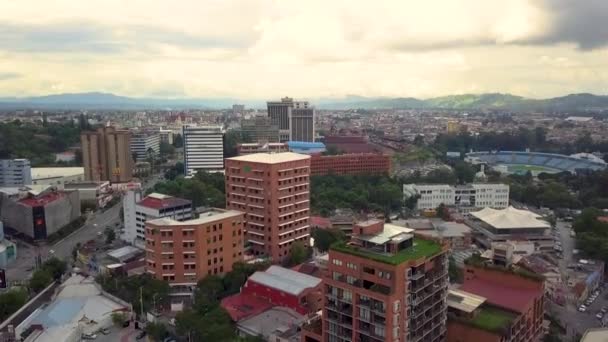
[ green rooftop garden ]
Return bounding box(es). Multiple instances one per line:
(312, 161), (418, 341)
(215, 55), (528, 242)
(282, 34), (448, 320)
(468, 306), (516, 333)
(330, 238), (442, 265)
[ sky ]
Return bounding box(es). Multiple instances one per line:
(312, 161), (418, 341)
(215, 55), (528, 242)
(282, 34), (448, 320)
(0, 0), (607, 99)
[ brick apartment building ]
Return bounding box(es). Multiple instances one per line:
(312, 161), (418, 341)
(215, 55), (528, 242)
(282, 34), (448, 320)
(302, 219), (449, 342)
(447, 261), (545, 342)
(310, 153), (391, 176)
(225, 152), (311, 262)
(145, 208), (244, 289)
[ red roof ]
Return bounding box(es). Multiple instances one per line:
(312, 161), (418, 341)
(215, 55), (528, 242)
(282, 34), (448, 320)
(311, 216), (332, 229)
(461, 278), (541, 313)
(137, 195), (191, 210)
(598, 216), (608, 223)
(19, 192), (66, 207)
(221, 293), (273, 321)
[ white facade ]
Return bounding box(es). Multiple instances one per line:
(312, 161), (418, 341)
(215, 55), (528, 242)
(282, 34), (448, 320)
(159, 128), (174, 145)
(183, 125), (224, 176)
(404, 183), (509, 211)
(130, 132), (161, 161)
(122, 189), (143, 247)
(31, 167), (84, 189)
(0, 159), (31, 186)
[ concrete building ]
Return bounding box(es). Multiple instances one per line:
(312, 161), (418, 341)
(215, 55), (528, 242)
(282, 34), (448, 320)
(447, 262), (545, 342)
(0, 221), (17, 268)
(310, 153), (391, 176)
(123, 192), (192, 247)
(182, 125), (224, 176)
(31, 167), (84, 189)
(64, 181), (111, 208)
(0, 187), (80, 240)
(267, 97), (315, 142)
(403, 183), (510, 212)
(302, 220), (449, 342)
(81, 126), (133, 183)
(225, 152), (311, 262)
(414, 221), (473, 251)
(145, 208), (244, 289)
(0, 159), (31, 187)
(468, 206), (553, 250)
(241, 116), (280, 143)
(237, 142), (288, 156)
(581, 328), (608, 342)
(130, 131), (161, 161)
(159, 128), (174, 145)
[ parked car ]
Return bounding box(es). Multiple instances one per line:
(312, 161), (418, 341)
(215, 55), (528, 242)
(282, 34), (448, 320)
(579, 306), (587, 312)
(136, 331), (147, 340)
(597, 312), (604, 319)
(82, 333), (97, 340)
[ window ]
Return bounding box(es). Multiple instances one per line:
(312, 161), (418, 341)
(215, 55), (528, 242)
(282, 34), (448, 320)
(347, 262), (357, 270)
(332, 259), (343, 266)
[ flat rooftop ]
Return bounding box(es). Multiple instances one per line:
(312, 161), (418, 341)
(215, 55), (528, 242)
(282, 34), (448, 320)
(447, 289), (486, 313)
(581, 328), (608, 342)
(226, 152), (310, 164)
(147, 209), (242, 226)
(331, 238), (442, 266)
(248, 265), (321, 296)
(31, 167), (84, 180)
(467, 306), (516, 333)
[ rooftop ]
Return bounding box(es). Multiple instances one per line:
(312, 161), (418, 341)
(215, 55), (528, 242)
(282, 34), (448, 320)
(226, 152), (310, 164)
(447, 289), (486, 313)
(471, 206), (550, 229)
(31, 167), (84, 180)
(581, 328), (608, 342)
(221, 293), (274, 321)
(19, 191), (67, 207)
(137, 192), (191, 210)
(356, 223), (414, 245)
(467, 306), (516, 333)
(331, 238), (442, 266)
(147, 208), (242, 226)
(236, 307), (305, 341)
(461, 276), (542, 313)
(248, 265), (322, 296)
(106, 245), (143, 262)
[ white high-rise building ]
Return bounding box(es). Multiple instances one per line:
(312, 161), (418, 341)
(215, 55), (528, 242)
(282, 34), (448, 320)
(130, 131), (161, 161)
(403, 183), (509, 212)
(0, 159), (32, 187)
(183, 125), (224, 176)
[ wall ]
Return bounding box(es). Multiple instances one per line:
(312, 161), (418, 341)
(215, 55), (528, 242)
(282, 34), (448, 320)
(242, 280), (305, 314)
(43, 191), (81, 236)
(0, 197), (34, 237)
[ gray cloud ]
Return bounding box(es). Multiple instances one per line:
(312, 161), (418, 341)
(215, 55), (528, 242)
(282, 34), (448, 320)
(0, 22), (253, 54)
(532, 0), (608, 50)
(0, 72), (21, 80)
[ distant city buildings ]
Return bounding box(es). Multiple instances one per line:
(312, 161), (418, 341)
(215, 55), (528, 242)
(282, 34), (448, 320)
(130, 130), (160, 161)
(81, 126), (133, 183)
(241, 116), (280, 143)
(403, 183), (510, 212)
(225, 152), (311, 262)
(123, 191), (192, 247)
(0, 159), (31, 187)
(267, 97), (315, 142)
(237, 142), (288, 155)
(145, 208), (244, 288)
(182, 125), (224, 176)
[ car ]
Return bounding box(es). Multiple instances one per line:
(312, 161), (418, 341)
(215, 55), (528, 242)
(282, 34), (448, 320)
(82, 333), (98, 340)
(601, 307), (607, 314)
(136, 331), (147, 340)
(579, 306), (587, 312)
(597, 313), (604, 319)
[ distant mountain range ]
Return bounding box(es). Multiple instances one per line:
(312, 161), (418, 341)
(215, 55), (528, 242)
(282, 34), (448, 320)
(1, 91), (608, 112)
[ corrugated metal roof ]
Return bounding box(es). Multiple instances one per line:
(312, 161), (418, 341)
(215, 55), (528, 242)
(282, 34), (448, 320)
(248, 266), (321, 296)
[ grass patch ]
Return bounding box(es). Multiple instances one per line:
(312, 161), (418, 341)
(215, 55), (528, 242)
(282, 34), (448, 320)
(393, 147), (438, 164)
(468, 306), (516, 333)
(330, 239), (442, 265)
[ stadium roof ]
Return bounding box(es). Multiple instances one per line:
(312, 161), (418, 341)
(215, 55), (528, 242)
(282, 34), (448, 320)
(226, 152), (310, 164)
(471, 206), (550, 229)
(248, 265), (321, 296)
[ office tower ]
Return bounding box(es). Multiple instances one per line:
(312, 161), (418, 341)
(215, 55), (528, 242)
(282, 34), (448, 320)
(130, 131), (161, 161)
(158, 128), (174, 145)
(81, 126), (133, 183)
(290, 103), (315, 142)
(302, 220), (449, 342)
(123, 191), (192, 247)
(224, 152), (311, 262)
(232, 104), (245, 115)
(240, 116), (280, 143)
(0, 159), (32, 186)
(182, 125), (224, 176)
(145, 208), (244, 287)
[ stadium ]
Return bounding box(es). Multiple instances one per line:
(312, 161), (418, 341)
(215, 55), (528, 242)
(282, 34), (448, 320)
(465, 151), (607, 176)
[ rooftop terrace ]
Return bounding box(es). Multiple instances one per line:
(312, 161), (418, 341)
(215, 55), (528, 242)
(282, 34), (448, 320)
(467, 306), (516, 333)
(330, 238), (442, 265)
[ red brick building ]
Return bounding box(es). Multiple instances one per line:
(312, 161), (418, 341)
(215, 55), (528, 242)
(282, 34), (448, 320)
(144, 208), (244, 289)
(310, 153), (391, 176)
(302, 220), (449, 342)
(447, 263), (545, 342)
(225, 152), (311, 262)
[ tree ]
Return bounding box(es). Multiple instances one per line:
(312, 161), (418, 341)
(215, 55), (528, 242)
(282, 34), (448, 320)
(105, 227), (116, 244)
(29, 269), (53, 293)
(0, 288), (28, 322)
(42, 257), (67, 280)
(312, 228), (346, 252)
(287, 241), (308, 266)
(145, 322), (169, 341)
(194, 275), (224, 314)
(448, 256), (463, 283)
(223, 130), (243, 158)
(173, 133), (184, 148)
(453, 161), (476, 184)
(111, 312), (128, 327)
(436, 204), (450, 221)
(413, 134), (424, 146)
(159, 141), (175, 157)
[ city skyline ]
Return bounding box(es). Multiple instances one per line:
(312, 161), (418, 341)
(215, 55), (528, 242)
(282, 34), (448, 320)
(1, 0), (607, 99)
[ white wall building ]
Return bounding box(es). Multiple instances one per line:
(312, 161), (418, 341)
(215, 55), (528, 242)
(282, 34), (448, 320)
(130, 131), (161, 161)
(183, 125), (224, 176)
(31, 167), (85, 189)
(403, 183), (509, 211)
(0, 159), (31, 187)
(159, 128), (174, 145)
(122, 191), (192, 247)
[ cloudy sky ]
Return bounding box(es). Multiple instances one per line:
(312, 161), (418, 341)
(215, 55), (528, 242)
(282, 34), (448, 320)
(0, 0), (607, 99)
